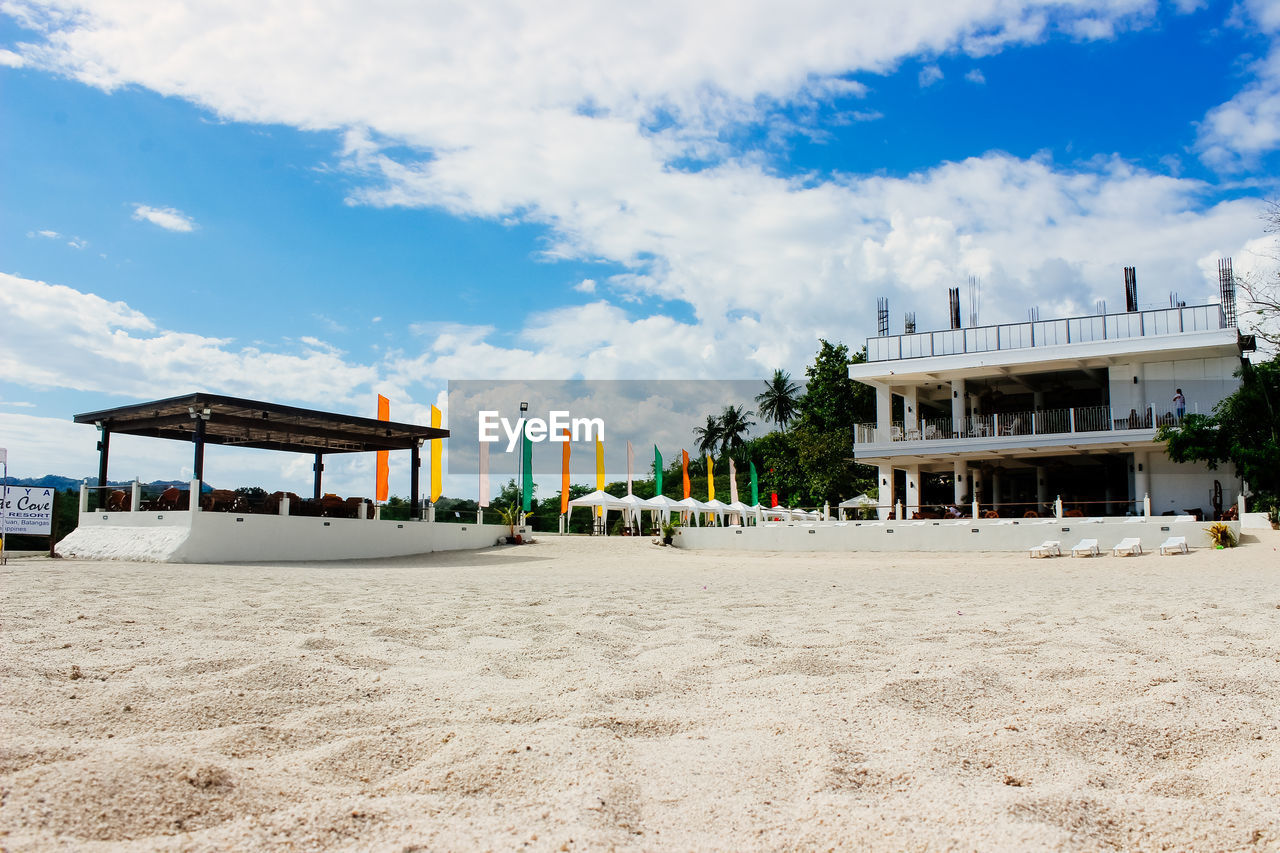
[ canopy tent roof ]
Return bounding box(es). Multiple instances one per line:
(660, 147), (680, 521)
(641, 495), (684, 510)
(74, 392), (448, 455)
(839, 494), (877, 508)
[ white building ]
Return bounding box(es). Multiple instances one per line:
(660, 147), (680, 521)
(848, 301), (1249, 520)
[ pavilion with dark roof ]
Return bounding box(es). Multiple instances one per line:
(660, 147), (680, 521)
(74, 392), (447, 517)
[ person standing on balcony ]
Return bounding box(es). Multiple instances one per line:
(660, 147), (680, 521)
(1173, 388), (1186, 420)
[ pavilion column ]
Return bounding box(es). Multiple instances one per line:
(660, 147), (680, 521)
(313, 453), (324, 501)
(192, 416), (207, 487)
(905, 464), (920, 518)
(953, 459), (967, 504)
(410, 443), (421, 520)
(877, 463), (893, 520)
(96, 426), (111, 490)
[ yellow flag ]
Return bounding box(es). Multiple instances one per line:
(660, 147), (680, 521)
(595, 439), (605, 517)
(429, 404), (443, 502)
(707, 453), (715, 501)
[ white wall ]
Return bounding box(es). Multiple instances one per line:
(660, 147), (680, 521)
(1109, 356), (1240, 420)
(1147, 454), (1240, 518)
(673, 517), (1233, 553)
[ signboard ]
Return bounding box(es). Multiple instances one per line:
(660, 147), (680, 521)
(1, 487), (54, 536)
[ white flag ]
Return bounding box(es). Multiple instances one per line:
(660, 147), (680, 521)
(729, 458), (739, 504)
(478, 439), (490, 507)
(626, 440), (634, 495)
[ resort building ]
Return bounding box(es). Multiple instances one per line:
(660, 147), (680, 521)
(848, 279), (1252, 520)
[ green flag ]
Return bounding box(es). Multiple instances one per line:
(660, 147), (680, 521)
(749, 461), (759, 506)
(521, 431), (534, 512)
(654, 446), (663, 496)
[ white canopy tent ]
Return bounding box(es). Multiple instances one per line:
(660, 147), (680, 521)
(701, 498), (731, 526)
(642, 494), (684, 526)
(673, 496), (709, 527)
(726, 500), (755, 526)
(838, 493), (878, 520)
(566, 490), (630, 533)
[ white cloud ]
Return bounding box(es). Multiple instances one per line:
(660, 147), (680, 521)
(0, 48), (24, 67)
(573, 278), (597, 293)
(919, 64), (944, 87)
(131, 204), (197, 232)
(1197, 0), (1280, 170)
(965, 68), (986, 84)
(30, 229), (61, 239)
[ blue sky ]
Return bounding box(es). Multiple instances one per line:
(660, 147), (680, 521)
(2, 0), (1278, 495)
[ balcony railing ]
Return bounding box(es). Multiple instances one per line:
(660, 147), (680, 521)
(855, 403), (1187, 445)
(866, 303), (1227, 362)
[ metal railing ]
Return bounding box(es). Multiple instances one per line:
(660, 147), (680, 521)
(866, 303), (1227, 362)
(855, 403), (1189, 445)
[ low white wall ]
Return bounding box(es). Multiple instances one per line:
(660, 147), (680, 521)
(672, 517), (1237, 553)
(59, 511), (517, 563)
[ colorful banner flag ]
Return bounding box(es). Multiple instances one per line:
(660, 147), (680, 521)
(681, 450), (690, 499)
(478, 438), (489, 508)
(654, 446), (663, 495)
(429, 404), (442, 503)
(521, 429), (533, 513)
(749, 461), (759, 506)
(560, 429), (571, 515)
(729, 458), (739, 505)
(707, 454), (715, 501)
(375, 394), (390, 502)
(626, 440), (634, 496)
(595, 439), (606, 517)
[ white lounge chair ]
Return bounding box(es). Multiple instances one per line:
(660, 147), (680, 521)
(1028, 540), (1061, 558)
(1158, 536), (1188, 555)
(1070, 538), (1100, 557)
(1112, 537), (1143, 556)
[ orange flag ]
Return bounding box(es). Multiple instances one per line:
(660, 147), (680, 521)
(560, 429), (571, 514)
(375, 394), (390, 501)
(681, 449), (691, 499)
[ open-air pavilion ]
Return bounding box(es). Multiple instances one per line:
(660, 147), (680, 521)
(60, 392), (512, 563)
(74, 392), (447, 517)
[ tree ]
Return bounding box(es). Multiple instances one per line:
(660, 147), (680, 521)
(717, 404), (754, 454)
(795, 340), (874, 439)
(1157, 356), (1280, 513)
(693, 414), (722, 457)
(755, 369), (801, 433)
(1237, 200), (1280, 350)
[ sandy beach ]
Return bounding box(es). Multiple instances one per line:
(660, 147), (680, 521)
(2, 533), (1279, 851)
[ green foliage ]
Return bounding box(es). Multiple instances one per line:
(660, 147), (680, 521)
(1157, 356), (1280, 512)
(755, 369), (801, 432)
(1206, 521), (1237, 548)
(693, 414), (722, 457)
(796, 340), (874, 438)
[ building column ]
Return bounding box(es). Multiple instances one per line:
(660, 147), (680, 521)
(903, 386), (919, 437)
(312, 452), (324, 501)
(972, 467), (985, 509)
(953, 460), (967, 504)
(1133, 450), (1149, 516)
(875, 385), (893, 442)
(991, 469), (1002, 514)
(96, 426), (111, 505)
(905, 464), (920, 518)
(1035, 465), (1047, 511)
(877, 463), (893, 519)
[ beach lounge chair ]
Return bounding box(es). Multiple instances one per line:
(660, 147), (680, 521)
(1028, 540), (1061, 558)
(1112, 537), (1143, 556)
(1158, 536), (1188, 555)
(1070, 538), (1099, 557)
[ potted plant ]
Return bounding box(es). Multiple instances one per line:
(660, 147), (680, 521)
(661, 518), (680, 546)
(496, 501), (522, 545)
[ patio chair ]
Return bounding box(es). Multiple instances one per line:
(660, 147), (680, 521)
(1112, 537), (1143, 556)
(1070, 538), (1100, 557)
(1028, 540), (1061, 558)
(1158, 536), (1188, 555)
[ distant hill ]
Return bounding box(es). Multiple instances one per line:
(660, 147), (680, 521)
(2, 476), (216, 492)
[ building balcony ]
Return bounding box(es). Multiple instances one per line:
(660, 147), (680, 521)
(854, 403), (1183, 455)
(865, 304), (1225, 363)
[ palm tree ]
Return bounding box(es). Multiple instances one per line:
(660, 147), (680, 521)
(756, 369), (801, 433)
(693, 414), (722, 457)
(718, 404), (755, 454)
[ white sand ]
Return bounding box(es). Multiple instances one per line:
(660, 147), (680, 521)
(2, 533), (1279, 851)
